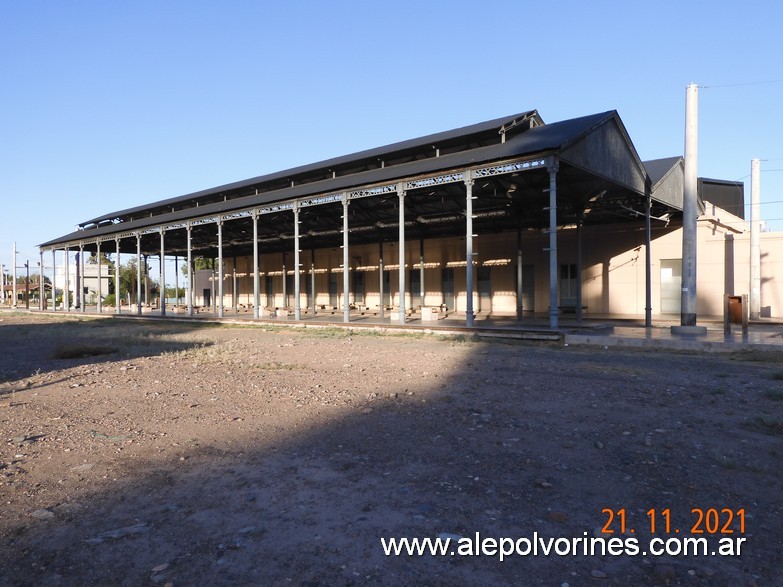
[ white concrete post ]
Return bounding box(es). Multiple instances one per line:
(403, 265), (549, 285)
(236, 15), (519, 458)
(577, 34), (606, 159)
(681, 82), (699, 326)
(750, 158), (761, 319)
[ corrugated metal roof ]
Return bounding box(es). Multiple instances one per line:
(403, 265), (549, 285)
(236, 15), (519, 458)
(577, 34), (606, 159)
(78, 110), (542, 227)
(41, 111), (618, 248)
(644, 156), (683, 189)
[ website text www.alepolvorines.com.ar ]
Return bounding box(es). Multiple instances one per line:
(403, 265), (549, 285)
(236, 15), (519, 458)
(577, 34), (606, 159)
(381, 531), (747, 561)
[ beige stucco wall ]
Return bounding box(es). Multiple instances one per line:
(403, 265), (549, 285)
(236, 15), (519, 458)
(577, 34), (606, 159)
(187, 203), (783, 319)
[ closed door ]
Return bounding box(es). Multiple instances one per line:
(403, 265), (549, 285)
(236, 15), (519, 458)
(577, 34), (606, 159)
(265, 276), (274, 307)
(442, 268), (455, 310)
(478, 267), (492, 312)
(409, 269), (421, 307)
(381, 271), (391, 306)
(328, 273), (338, 307)
(521, 264), (534, 313)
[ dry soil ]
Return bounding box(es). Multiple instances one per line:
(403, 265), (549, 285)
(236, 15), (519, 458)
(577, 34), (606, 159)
(0, 313), (781, 586)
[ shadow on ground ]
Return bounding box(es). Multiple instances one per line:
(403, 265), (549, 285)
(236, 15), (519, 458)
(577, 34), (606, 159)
(0, 315), (213, 397)
(0, 316), (781, 586)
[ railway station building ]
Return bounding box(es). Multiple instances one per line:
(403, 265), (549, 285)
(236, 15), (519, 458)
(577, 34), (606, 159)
(39, 109), (782, 327)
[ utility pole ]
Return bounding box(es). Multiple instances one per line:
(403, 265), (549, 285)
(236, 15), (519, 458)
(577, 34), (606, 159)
(25, 261), (29, 310)
(12, 242), (17, 309)
(673, 83), (706, 335)
(681, 83), (698, 326)
(750, 158), (761, 319)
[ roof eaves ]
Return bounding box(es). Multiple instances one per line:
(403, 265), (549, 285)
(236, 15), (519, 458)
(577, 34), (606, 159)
(40, 135), (559, 248)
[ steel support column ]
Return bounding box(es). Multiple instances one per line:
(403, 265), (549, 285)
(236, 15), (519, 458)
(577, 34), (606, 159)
(547, 157), (559, 330)
(281, 255), (286, 310)
(159, 228), (166, 317)
(136, 235), (142, 315)
(310, 250), (316, 316)
(342, 196), (350, 323)
(64, 246), (70, 312)
(12, 242), (17, 309)
(379, 242), (384, 320)
(576, 213), (583, 324)
(645, 179), (652, 327)
(115, 239), (121, 315)
(217, 220), (224, 318)
(516, 223), (523, 320)
(232, 257), (237, 313)
(419, 238), (425, 310)
(79, 245), (85, 313)
(186, 223), (193, 317)
(397, 186), (406, 323)
(39, 250), (44, 311)
(293, 204), (301, 320)
(252, 212), (259, 319)
(144, 256), (150, 310)
(51, 249), (56, 311)
(97, 241), (102, 314)
(465, 175), (475, 327)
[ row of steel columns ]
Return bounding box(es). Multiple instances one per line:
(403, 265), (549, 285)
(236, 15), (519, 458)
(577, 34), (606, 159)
(44, 159), (563, 329)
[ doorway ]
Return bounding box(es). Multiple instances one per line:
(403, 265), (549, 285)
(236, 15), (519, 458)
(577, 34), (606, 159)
(442, 268), (455, 310)
(660, 259), (682, 314)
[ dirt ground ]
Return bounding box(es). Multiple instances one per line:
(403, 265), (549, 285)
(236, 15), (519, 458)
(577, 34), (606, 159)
(0, 313), (781, 586)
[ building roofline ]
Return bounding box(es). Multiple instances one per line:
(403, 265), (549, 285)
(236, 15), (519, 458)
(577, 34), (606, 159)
(79, 110), (542, 228)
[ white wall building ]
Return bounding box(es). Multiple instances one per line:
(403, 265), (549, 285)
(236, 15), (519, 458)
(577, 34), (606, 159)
(54, 261), (112, 306)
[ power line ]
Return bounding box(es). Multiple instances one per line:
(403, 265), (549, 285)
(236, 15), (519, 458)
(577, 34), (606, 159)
(701, 79), (783, 89)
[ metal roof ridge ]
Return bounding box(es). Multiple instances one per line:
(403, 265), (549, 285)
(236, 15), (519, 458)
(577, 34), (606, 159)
(79, 109), (540, 227)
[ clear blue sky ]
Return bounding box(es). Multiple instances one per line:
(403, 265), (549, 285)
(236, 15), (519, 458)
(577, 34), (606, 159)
(2, 0), (782, 285)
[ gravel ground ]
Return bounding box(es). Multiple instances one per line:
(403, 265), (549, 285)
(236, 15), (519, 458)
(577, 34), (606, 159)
(0, 312), (781, 586)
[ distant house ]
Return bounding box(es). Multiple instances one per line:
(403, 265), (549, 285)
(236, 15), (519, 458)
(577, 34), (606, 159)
(53, 261), (111, 307)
